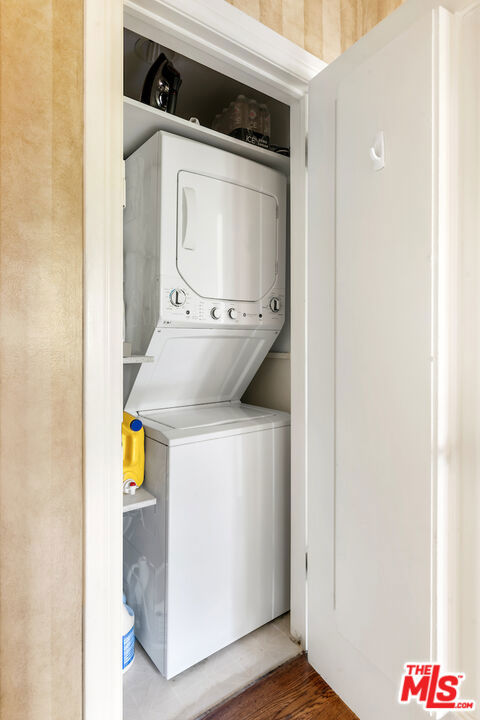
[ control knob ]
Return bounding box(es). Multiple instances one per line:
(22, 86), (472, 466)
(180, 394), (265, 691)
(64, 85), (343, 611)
(269, 297), (281, 313)
(170, 288), (186, 307)
(228, 308), (238, 320)
(210, 307), (221, 320)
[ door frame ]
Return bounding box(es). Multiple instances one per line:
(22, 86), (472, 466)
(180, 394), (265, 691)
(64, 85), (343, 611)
(84, 1), (325, 717)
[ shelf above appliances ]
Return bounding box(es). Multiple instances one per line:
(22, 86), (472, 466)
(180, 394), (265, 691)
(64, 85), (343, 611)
(124, 97), (290, 174)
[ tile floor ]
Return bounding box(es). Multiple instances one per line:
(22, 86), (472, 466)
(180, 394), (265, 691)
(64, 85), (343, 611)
(123, 613), (302, 720)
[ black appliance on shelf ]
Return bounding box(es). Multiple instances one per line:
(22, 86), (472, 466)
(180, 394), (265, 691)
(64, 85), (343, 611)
(141, 52), (182, 114)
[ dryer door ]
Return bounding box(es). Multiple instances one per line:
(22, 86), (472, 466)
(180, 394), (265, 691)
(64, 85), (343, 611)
(177, 171), (278, 301)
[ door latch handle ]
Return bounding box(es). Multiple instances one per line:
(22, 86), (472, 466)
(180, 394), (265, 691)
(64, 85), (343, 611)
(370, 131), (385, 171)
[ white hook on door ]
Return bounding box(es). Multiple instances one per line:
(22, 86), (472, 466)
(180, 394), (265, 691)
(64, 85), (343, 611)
(370, 131), (385, 171)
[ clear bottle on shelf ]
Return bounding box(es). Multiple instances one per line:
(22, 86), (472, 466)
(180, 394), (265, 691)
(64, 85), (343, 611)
(229, 101), (239, 134)
(247, 99), (259, 132)
(220, 107), (229, 134)
(212, 113), (222, 132)
(232, 95), (247, 131)
(259, 103), (271, 140)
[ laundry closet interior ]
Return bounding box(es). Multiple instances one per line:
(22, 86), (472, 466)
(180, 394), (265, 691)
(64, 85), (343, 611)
(120, 3), (318, 718)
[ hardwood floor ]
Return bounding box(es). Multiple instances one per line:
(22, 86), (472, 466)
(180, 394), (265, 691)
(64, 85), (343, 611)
(200, 654), (359, 720)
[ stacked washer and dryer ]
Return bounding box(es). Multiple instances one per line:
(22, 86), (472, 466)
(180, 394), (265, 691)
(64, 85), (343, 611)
(123, 131), (290, 679)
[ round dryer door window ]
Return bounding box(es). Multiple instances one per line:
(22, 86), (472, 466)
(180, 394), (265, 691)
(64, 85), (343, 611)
(176, 171), (278, 302)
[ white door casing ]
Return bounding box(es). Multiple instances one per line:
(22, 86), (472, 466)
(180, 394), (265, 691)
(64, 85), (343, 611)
(84, 0), (124, 718)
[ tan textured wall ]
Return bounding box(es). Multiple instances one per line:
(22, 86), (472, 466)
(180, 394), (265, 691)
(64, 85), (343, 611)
(226, 0), (406, 62)
(0, 2), (83, 720)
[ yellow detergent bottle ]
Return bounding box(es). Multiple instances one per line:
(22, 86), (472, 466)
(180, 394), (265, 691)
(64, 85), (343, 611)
(122, 412), (145, 494)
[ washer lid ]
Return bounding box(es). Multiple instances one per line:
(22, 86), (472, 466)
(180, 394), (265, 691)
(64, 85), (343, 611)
(141, 402), (272, 430)
(125, 327), (277, 413)
(139, 402), (291, 446)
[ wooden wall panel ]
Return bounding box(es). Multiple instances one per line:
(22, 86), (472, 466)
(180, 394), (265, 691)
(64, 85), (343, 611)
(0, 1), (83, 719)
(226, 0), (406, 62)
(260, 0), (283, 36)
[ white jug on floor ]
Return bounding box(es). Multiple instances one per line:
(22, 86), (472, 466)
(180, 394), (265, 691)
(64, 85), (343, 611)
(122, 597), (135, 673)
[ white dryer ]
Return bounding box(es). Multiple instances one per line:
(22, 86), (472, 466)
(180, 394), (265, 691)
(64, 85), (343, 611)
(123, 131), (286, 352)
(123, 131), (290, 678)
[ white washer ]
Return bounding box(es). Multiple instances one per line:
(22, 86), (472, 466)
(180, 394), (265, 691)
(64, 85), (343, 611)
(123, 131), (290, 677)
(123, 401), (290, 679)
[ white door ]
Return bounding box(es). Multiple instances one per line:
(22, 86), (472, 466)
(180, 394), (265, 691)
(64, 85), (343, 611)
(307, 4), (457, 719)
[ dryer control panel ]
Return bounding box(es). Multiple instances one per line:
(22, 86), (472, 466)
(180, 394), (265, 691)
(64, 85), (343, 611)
(160, 278), (285, 330)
